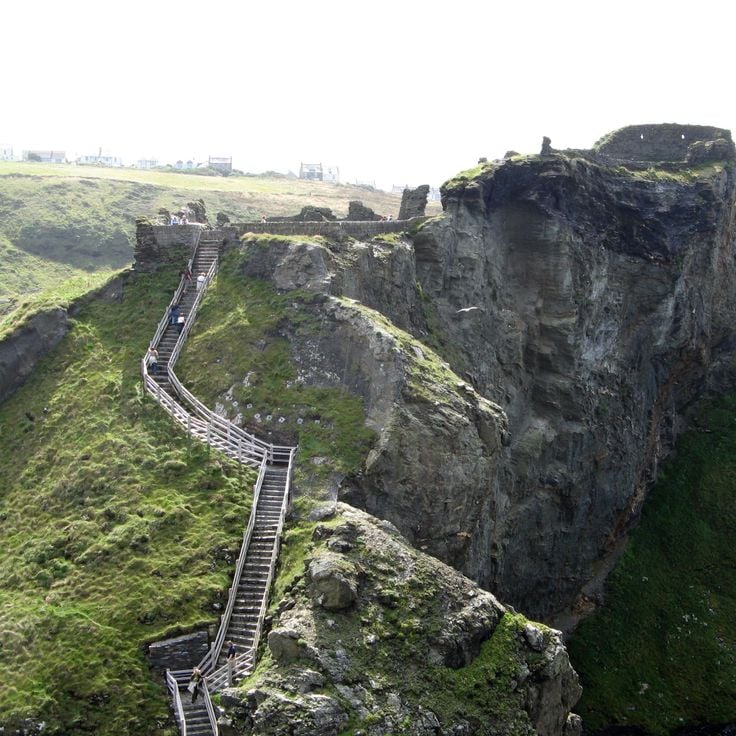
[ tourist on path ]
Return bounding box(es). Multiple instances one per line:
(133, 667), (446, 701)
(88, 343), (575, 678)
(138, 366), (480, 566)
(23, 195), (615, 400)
(146, 347), (159, 375)
(196, 272), (205, 292)
(226, 640), (236, 686)
(169, 303), (180, 326)
(181, 266), (193, 294)
(188, 667), (203, 703)
(177, 314), (185, 334)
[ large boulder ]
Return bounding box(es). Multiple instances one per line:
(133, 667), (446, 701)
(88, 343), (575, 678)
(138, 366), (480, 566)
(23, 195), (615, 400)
(308, 553), (359, 610)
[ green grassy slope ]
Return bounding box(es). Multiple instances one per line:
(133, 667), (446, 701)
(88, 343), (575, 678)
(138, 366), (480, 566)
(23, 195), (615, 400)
(0, 266), (256, 734)
(0, 162), (413, 316)
(176, 246), (376, 495)
(568, 398), (736, 734)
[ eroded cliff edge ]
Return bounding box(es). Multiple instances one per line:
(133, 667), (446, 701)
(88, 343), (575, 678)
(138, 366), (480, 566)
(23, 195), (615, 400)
(232, 128), (736, 623)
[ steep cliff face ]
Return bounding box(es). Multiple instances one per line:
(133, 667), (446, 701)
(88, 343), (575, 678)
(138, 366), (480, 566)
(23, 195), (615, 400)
(235, 138), (736, 623)
(410, 154), (736, 620)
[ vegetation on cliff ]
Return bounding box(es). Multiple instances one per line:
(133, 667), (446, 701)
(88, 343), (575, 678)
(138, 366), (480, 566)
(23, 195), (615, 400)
(0, 267), (256, 734)
(176, 246), (376, 492)
(569, 397), (736, 734)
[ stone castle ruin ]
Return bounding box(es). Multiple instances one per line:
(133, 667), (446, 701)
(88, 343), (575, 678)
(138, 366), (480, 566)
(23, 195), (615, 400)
(591, 123), (735, 167)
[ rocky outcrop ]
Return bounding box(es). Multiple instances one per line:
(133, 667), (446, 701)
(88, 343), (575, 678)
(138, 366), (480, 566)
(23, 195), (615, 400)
(0, 308), (69, 405)
(415, 151), (736, 620)
(0, 275), (126, 406)
(398, 185), (430, 220)
(347, 200), (382, 221)
(221, 505), (580, 735)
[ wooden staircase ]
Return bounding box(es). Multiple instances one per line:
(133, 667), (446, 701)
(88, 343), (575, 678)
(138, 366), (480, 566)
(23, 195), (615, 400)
(168, 669), (215, 736)
(218, 466), (288, 665)
(144, 231), (297, 736)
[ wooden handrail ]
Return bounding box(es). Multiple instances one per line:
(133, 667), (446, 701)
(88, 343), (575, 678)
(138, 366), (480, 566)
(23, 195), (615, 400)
(202, 682), (219, 736)
(166, 669), (188, 736)
(198, 455), (268, 674)
(251, 448), (296, 658)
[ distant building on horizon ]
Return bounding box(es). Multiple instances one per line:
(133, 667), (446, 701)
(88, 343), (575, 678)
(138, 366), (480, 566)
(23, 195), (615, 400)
(323, 165), (339, 183)
(0, 144), (13, 161)
(355, 178), (376, 189)
(300, 162), (323, 181)
(175, 159), (196, 170)
(208, 156), (232, 174)
(77, 151), (123, 167)
(136, 158), (158, 169)
(23, 150), (66, 163)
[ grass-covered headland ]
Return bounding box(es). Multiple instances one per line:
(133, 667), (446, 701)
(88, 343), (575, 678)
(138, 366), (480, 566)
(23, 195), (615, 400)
(569, 397), (736, 734)
(0, 267), (256, 734)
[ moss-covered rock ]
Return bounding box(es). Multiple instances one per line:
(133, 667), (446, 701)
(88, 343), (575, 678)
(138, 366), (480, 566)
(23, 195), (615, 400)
(225, 505), (581, 735)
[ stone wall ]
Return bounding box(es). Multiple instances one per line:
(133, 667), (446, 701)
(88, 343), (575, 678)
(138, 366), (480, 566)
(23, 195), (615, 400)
(148, 631), (210, 673)
(133, 222), (205, 272)
(594, 123), (734, 163)
(234, 217), (428, 239)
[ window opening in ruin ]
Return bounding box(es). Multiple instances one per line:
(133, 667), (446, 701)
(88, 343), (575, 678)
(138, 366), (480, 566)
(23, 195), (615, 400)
(681, 134), (685, 139)
(640, 134), (644, 140)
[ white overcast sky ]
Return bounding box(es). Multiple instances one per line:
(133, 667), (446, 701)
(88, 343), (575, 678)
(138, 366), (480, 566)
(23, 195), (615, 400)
(3, 0), (735, 190)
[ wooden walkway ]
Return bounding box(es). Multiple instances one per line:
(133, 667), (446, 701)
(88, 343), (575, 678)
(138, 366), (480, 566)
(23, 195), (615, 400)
(143, 232), (296, 736)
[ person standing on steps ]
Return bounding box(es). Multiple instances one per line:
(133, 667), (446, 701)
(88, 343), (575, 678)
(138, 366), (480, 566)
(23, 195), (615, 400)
(196, 272), (205, 292)
(146, 346), (159, 375)
(176, 314), (185, 334)
(181, 265), (193, 293)
(169, 303), (180, 327)
(226, 640), (236, 686)
(188, 667), (203, 703)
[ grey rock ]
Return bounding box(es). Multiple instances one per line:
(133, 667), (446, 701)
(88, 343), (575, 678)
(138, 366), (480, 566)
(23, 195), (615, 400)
(308, 504), (337, 522)
(0, 308), (69, 405)
(251, 692), (348, 736)
(308, 553), (359, 610)
(288, 668), (326, 693)
(398, 185), (430, 220)
(524, 623), (545, 652)
(268, 628), (302, 663)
